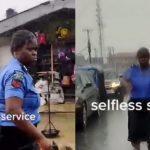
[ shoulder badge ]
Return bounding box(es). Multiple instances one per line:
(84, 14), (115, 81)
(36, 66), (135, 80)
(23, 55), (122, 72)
(11, 71), (24, 88)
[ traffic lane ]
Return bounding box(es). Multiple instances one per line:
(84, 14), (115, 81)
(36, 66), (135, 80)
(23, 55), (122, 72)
(76, 109), (148, 150)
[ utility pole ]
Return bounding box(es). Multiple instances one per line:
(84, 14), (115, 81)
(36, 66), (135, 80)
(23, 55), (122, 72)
(96, 0), (104, 64)
(108, 46), (117, 75)
(83, 29), (93, 64)
(108, 46), (115, 66)
(94, 48), (98, 64)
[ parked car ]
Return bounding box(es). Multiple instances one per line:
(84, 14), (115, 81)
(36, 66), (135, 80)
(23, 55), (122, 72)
(77, 67), (107, 102)
(76, 67), (106, 130)
(104, 70), (124, 101)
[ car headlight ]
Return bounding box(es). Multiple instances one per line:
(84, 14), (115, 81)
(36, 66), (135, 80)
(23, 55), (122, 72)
(111, 81), (120, 88)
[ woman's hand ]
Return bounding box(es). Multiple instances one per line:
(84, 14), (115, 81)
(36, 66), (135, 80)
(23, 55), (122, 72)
(126, 82), (132, 93)
(37, 137), (52, 150)
(122, 80), (132, 93)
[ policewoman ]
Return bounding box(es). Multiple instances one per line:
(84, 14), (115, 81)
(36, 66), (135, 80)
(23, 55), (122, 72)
(0, 30), (51, 150)
(123, 47), (150, 150)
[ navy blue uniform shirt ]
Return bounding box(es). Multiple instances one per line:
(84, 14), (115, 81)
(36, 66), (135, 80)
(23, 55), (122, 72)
(124, 65), (150, 100)
(0, 58), (41, 126)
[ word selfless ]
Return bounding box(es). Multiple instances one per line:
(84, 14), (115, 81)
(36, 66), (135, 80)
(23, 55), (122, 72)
(91, 99), (150, 111)
(0, 113), (36, 121)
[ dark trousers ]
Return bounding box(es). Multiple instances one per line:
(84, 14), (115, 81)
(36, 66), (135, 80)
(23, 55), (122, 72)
(0, 126), (40, 150)
(128, 100), (150, 142)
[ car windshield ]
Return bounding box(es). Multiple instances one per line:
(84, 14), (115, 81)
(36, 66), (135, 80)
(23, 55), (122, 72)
(84, 70), (95, 84)
(104, 71), (117, 80)
(76, 71), (93, 89)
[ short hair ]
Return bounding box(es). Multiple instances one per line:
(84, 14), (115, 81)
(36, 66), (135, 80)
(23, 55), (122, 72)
(10, 30), (36, 54)
(136, 47), (150, 58)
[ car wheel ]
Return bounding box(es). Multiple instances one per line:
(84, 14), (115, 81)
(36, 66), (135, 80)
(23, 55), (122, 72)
(97, 108), (101, 117)
(93, 97), (101, 118)
(78, 103), (87, 130)
(93, 107), (101, 118)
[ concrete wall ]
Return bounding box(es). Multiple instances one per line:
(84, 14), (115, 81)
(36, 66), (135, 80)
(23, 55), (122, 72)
(0, 45), (12, 70)
(0, 36), (12, 69)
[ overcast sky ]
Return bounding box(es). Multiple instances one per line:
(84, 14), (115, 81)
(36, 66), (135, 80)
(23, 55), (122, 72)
(0, 0), (48, 20)
(76, 0), (150, 58)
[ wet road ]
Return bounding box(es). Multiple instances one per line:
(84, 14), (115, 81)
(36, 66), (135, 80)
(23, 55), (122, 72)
(76, 109), (148, 150)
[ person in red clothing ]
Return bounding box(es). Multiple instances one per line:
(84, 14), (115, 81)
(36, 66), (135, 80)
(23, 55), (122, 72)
(37, 31), (47, 45)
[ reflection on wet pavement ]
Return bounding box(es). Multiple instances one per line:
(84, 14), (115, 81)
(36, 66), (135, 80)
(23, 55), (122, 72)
(77, 109), (148, 150)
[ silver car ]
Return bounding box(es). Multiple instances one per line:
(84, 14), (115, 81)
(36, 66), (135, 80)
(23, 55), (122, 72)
(76, 70), (100, 130)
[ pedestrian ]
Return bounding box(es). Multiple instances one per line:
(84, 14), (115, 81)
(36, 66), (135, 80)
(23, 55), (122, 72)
(0, 30), (52, 150)
(123, 47), (150, 150)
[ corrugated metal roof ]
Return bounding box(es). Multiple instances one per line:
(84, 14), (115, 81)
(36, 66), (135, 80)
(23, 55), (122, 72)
(0, 0), (75, 34)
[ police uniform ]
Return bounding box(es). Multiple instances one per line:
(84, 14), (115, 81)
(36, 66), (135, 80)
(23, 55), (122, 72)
(0, 58), (40, 150)
(124, 65), (150, 142)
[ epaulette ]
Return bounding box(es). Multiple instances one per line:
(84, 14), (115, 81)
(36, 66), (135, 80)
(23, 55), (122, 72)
(21, 65), (28, 73)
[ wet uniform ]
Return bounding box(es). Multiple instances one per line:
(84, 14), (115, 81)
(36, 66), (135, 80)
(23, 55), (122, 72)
(0, 58), (40, 150)
(124, 65), (150, 142)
